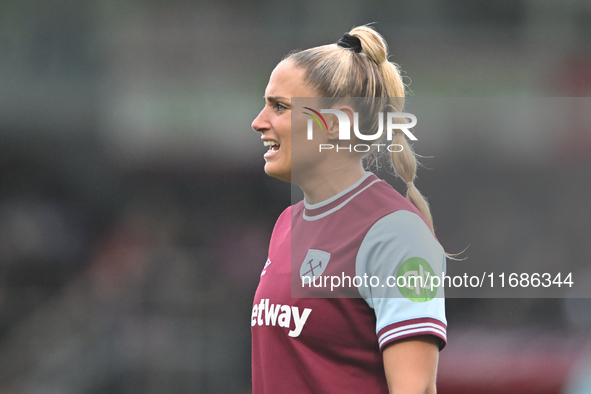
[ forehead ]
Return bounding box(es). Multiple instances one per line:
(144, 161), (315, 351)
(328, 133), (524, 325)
(265, 60), (316, 98)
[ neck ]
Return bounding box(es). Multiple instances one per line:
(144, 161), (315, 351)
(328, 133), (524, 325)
(296, 161), (367, 205)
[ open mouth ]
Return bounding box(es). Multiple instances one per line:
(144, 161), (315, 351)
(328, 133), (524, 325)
(263, 140), (280, 153)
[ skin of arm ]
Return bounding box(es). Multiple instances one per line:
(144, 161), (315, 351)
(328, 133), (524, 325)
(382, 335), (440, 394)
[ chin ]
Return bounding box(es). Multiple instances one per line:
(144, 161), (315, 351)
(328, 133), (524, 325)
(264, 164), (291, 183)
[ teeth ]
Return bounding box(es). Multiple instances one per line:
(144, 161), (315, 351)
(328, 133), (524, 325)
(263, 141), (280, 147)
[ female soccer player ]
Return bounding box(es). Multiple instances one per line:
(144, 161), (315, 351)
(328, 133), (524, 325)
(251, 25), (447, 394)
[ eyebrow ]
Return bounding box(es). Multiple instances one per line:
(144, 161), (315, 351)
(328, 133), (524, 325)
(265, 96), (290, 103)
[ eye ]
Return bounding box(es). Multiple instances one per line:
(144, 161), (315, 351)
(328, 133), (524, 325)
(275, 102), (287, 112)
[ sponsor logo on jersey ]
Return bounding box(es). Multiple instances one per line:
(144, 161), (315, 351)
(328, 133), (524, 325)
(396, 257), (437, 302)
(251, 299), (312, 338)
(261, 258), (271, 276)
(300, 249), (331, 281)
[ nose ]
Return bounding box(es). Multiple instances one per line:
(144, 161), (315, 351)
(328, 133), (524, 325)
(252, 107), (269, 134)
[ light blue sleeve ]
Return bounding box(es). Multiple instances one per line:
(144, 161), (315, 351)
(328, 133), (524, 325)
(356, 210), (447, 350)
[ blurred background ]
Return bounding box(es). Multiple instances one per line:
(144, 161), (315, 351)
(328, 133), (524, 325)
(0, 0), (590, 392)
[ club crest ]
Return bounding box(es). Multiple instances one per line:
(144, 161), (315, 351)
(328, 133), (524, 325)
(300, 249), (331, 281)
(261, 258), (272, 276)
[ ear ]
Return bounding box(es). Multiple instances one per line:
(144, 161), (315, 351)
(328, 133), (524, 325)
(326, 105), (355, 141)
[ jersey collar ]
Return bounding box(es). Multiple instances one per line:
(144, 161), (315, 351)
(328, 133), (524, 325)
(302, 172), (381, 221)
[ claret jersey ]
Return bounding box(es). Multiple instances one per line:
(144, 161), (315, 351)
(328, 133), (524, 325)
(252, 173), (447, 394)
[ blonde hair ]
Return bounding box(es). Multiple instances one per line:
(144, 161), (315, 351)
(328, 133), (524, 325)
(286, 25), (435, 233)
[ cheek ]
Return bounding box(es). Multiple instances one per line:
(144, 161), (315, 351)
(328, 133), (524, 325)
(288, 117), (310, 150)
(276, 120), (293, 152)
(281, 116), (294, 138)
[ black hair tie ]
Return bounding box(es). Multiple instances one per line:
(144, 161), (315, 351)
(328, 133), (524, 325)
(337, 33), (362, 53)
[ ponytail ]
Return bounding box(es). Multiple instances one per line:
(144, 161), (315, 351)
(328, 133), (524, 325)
(350, 26), (435, 234)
